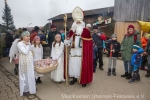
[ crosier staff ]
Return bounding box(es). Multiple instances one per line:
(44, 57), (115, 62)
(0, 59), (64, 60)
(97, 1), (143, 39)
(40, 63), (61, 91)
(64, 14), (68, 86)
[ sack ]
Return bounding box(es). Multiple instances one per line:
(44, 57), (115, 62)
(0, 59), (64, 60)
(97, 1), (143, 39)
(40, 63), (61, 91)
(14, 57), (19, 64)
(13, 53), (19, 64)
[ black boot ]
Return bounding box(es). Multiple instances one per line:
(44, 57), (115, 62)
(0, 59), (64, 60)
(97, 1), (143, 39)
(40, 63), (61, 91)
(99, 67), (104, 70)
(23, 92), (30, 96)
(129, 72), (136, 83)
(70, 77), (77, 85)
(82, 84), (86, 87)
(126, 74), (132, 79)
(38, 77), (42, 84)
(145, 70), (150, 77)
(121, 72), (128, 77)
(112, 68), (116, 76)
(107, 68), (111, 76)
(36, 77), (42, 84)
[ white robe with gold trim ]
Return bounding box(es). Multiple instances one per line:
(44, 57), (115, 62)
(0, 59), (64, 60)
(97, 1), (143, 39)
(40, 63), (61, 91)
(17, 41), (36, 96)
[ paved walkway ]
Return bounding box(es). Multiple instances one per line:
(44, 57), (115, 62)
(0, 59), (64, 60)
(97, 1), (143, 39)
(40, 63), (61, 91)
(0, 57), (150, 100)
(0, 64), (41, 100)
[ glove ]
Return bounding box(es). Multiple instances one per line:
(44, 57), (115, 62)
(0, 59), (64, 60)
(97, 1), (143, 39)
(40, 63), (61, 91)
(64, 40), (70, 47)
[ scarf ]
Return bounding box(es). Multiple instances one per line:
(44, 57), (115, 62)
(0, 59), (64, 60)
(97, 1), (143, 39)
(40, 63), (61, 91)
(126, 30), (135, 36)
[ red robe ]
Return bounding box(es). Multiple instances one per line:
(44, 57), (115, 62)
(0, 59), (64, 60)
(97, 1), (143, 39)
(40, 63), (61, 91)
(64, 28), (93, 84)
(80, 28), (93, 84)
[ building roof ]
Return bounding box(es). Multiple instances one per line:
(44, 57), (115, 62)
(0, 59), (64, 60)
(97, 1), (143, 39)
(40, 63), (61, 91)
(48, 6), (114, 21)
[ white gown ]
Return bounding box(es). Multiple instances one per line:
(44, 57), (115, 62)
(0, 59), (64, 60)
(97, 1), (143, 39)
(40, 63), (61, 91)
(17, 41), (36, 96)
(51, 42), (65, 82)
(31, 44), (43, 79)
(68, 36), (82, 79)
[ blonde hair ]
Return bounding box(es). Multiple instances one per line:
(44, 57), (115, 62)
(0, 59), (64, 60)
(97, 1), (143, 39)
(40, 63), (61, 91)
(53, 34), (61, 47)
(33, 41), (41, 48)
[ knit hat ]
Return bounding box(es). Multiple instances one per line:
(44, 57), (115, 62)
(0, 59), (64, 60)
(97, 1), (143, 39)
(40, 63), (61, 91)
(22, 28), (27, 31)
(93, 25), (98, 29)
(34, 26), (39, 31)
(145, 34), (150, 38)
(111, 34), (117, 38)
(21, 31), (30, 37)
(51, 25), (56, 28)
(86, 24), (91, 27)
(33, 36), (40, 42)
(127, 24), (134, 30)
(132, 45), (140, 50)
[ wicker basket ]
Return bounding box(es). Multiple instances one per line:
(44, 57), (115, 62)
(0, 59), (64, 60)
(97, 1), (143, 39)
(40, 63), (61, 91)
(35, 63), (58, 74)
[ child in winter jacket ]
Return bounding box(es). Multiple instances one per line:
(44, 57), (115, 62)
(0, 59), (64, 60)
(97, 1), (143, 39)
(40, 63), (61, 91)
(106, 34), (120, 76)
(129, 45), (144, 83)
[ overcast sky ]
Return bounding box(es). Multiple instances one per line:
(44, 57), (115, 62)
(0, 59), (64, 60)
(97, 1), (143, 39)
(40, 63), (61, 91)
(0, 0), (114, 28)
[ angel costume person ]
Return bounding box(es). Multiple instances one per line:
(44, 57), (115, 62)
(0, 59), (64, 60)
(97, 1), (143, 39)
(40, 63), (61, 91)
(17, 31), (36, 96)
(31, 36), (43, 84)
(51, 34), (65, 82)
(64, 7), (93, 87)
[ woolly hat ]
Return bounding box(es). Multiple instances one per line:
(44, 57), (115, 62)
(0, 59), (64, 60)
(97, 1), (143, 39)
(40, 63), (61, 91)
(22, 28), (27, 31)
(33, 36), (40, 42)
(34, 26), (39, 31)
(51, 25), (56, 28)
(111, 34), (117, 38)
(21, 31), (30, 37)
(93, 25), (98, 29)
(127, 24), (134, 30)
(86, 24), (91, 27)
(132, 45), (140, 50)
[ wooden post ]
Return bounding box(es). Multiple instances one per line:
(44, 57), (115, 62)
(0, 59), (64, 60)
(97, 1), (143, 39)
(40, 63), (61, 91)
(64, 14), (68, 86)
(141, 30), (143, 38)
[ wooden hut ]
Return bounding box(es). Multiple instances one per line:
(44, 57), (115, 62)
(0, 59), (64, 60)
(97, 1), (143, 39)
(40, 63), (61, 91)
(114, 0), (150, 43)
(47, 7), (114, 37)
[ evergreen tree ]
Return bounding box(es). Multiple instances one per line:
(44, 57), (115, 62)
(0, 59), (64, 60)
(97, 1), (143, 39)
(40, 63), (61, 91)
(2, 0), (15, 31)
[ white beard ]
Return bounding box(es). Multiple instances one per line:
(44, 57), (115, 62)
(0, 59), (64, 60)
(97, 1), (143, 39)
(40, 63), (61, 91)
(72, 21), (85, 35)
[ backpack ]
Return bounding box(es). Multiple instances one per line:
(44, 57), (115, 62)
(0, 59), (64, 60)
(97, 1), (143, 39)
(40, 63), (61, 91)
(124, 34), (137, 43)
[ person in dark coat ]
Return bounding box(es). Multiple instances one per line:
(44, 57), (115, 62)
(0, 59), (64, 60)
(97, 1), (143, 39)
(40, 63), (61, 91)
(106, 34), (120, 76)
(5, 30), (14, 56)
(48, 25), (60, 48)
(92, 25), (106, 70)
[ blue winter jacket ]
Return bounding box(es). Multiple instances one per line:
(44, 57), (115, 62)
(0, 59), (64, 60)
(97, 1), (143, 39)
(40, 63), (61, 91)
(131, 48), (144, 71)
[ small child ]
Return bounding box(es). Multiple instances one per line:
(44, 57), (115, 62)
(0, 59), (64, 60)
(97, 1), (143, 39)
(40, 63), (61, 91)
(129, 45), (144, 83)
(106, 34), (120, 76)
(93, 42), (98, 73)
(31, 36), (43, 84)
(51, 34), (65, 83)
